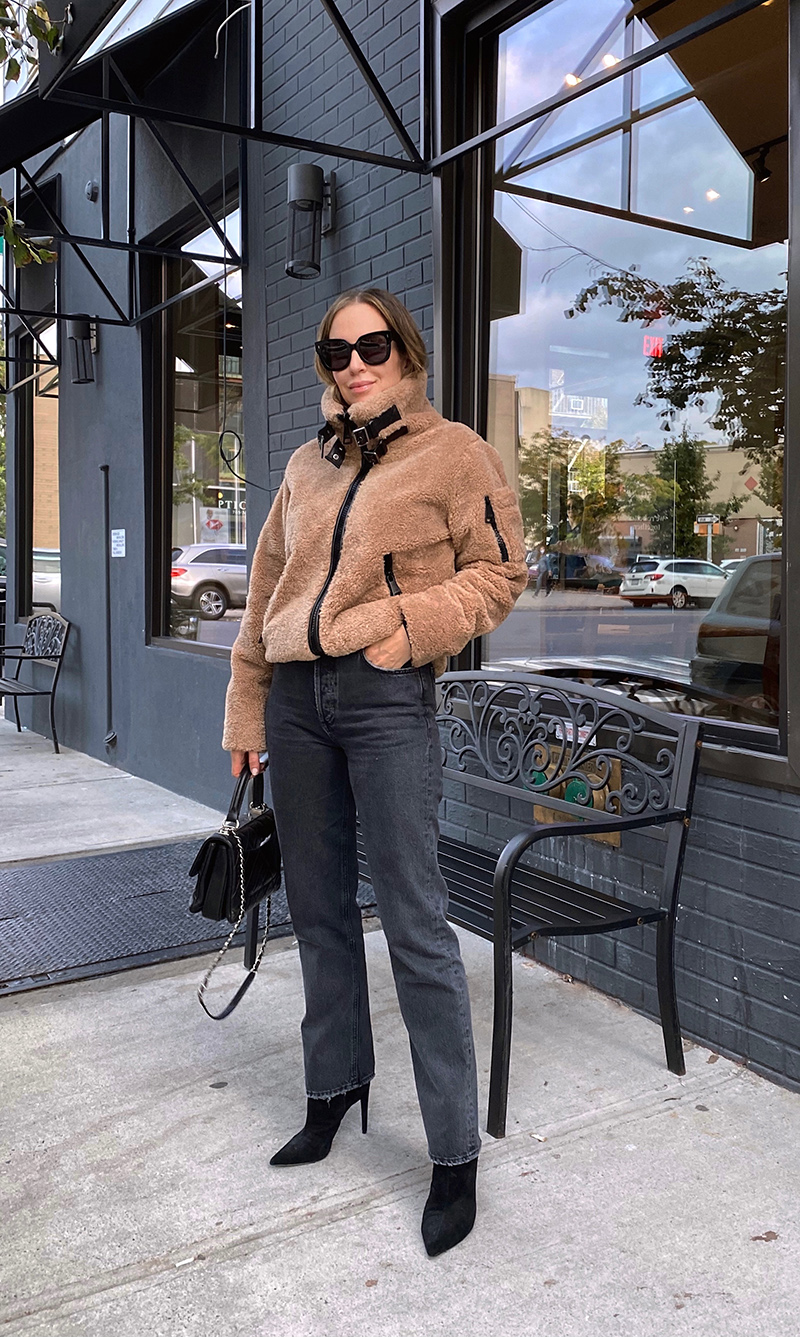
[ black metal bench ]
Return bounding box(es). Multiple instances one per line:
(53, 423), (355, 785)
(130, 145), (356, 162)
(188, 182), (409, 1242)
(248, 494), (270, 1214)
(358, 669), (702, 1140)
(0, 612), (71, 754)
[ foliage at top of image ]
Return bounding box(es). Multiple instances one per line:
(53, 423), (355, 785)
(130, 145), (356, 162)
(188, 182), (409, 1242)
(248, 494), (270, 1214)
(566, 257), (786, 487)
(1, 1), (66, 267)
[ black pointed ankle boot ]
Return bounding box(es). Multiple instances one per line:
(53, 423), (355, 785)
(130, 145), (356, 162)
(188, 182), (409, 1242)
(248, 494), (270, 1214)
(269, 1083), (370, 1166)
(421, 1155), (478, 1257)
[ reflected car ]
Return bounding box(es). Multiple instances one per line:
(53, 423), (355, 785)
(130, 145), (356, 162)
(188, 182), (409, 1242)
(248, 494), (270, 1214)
(620, 558), (728, 609)
(537, 551), (623, 592)
(690, 554), (780, 715)
(171, 543), (248, 620)
(32, 549), (61, 612)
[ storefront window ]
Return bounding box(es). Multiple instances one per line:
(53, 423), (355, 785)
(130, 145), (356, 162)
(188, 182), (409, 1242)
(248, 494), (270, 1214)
(484, 0), (786, 735)
(159, 209), (245, 648)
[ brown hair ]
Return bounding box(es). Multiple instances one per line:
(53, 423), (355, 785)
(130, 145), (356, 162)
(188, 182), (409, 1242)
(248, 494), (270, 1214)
(314, 287), (428, 389)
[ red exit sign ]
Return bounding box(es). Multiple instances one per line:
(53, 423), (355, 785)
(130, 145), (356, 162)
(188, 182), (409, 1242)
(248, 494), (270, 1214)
(643, 335), (664, 358)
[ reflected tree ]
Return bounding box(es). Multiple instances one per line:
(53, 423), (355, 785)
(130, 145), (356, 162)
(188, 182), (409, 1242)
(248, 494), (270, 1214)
(518, 427), (624, 551)
(567, 257), (786, 510)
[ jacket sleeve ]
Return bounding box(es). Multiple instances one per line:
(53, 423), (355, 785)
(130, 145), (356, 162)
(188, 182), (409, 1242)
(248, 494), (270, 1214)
(397, 437), (528, 665)
(222, 479), (289, 752)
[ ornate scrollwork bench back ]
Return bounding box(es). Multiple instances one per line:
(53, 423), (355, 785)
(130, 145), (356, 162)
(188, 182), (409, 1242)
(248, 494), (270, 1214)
(435, 671), (699, 827)
(433, 671), (703, 1139)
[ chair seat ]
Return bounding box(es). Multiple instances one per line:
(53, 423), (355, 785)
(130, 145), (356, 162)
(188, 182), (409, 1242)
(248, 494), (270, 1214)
(0, 678), (51, 697)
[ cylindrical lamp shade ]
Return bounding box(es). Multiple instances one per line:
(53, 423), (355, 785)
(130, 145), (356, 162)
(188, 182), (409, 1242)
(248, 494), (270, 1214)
(67, 317), (95, 384)
(286, 163), (324, 279)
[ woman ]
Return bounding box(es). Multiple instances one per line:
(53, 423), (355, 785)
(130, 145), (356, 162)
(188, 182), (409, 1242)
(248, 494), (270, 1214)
(223, 289), (527, 1256)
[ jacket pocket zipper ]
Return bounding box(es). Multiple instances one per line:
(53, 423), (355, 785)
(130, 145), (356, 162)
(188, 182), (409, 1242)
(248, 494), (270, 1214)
(484, 496), (509, 562)
(383, 553), (402, 596)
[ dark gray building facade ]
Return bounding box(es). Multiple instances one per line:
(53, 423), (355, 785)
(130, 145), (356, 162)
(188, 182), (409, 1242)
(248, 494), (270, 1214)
(2, 0), (798, 1088)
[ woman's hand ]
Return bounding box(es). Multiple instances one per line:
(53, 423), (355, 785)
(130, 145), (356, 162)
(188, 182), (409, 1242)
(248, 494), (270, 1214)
(230, 749), (266, 778)
(363, 624), (412, 669)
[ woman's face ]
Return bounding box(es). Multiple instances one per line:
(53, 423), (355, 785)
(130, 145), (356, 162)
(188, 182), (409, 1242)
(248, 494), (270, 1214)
(328, 302), (406, 406)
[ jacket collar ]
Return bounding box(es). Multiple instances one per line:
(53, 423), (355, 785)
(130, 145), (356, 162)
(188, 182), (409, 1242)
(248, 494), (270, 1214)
(319, 371), (436, 468)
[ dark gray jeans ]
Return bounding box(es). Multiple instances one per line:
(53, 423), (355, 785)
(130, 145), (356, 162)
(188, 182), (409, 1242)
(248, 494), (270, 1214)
(265, 651), (481, 1166)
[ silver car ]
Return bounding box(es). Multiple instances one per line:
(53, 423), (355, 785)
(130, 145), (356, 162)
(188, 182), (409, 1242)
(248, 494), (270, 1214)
(171, 544), (248, 620)
(620, 557), (728, 609)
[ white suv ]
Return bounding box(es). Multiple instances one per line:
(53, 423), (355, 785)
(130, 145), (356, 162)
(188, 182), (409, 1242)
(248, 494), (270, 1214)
(620, 558), (729, 609)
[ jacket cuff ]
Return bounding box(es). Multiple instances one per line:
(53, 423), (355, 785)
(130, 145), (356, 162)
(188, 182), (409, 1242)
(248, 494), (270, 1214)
(221, 664), (272, 753)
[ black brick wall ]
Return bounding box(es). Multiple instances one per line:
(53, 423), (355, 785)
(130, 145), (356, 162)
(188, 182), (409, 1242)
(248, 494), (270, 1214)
(260, 0), (432, 498)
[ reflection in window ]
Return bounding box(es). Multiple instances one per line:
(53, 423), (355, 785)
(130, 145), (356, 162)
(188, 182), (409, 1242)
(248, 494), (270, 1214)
(26, 325), (61, 615)
(485, 0), (786, 734)
(161, 210), (246, 647)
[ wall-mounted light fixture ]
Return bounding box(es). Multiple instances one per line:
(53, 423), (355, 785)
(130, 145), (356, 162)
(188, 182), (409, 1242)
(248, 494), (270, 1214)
(285, 164), (336, 280)
(67, 316), (97, 383)
(754, 146), (772, 184)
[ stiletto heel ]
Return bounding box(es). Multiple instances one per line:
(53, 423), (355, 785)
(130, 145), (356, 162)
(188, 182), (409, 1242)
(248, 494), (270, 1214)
(270, 1081), (371, 1166)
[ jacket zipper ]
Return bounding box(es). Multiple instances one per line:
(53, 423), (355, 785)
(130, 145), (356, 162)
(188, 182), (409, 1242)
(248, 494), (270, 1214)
(308, 459), (373, 655)
(383, 553), (401, 596)
(484, 496), (509, 562)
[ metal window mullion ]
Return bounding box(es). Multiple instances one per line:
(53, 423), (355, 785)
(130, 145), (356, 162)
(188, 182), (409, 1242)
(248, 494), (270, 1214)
(782, 0), (800, 769)
(621, 12), (634, 212)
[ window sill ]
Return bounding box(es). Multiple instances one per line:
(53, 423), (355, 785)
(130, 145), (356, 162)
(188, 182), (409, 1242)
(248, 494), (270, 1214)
(149, 636), (231, 661)
(699, 742), (800, 793)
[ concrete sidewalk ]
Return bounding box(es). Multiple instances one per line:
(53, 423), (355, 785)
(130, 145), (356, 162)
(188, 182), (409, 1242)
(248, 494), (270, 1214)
(1, 721), (798, 1335)
(0, 718), (223, 868)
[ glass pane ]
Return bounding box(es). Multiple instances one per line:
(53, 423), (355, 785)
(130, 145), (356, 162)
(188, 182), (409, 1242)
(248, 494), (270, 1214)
(485, 0), (786, 731)
(514, 131), (624, 211)
(31, 323), (60, 615)
(165, 212), (245, 648)
(633, 100), (753, 239)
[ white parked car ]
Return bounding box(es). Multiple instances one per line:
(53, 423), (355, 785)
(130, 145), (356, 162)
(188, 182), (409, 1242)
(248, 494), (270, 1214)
(620, 557), (729, 609)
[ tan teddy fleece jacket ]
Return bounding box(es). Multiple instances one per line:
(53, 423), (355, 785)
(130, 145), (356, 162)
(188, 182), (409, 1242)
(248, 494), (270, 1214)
(222, 370), (528, 752)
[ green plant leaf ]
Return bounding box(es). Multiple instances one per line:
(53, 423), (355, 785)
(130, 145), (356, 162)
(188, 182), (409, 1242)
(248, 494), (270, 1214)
(5, 54), (20, 80)
(27, 12), (47, 40)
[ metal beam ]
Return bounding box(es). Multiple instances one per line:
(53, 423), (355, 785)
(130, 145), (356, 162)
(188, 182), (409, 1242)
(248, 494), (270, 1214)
(18, 164), (131, 324)
(13, 230), (241, 265)
(429, 0), (767, 170)
(495, 179), (756, 250)
(1, 306), (130, 327)
(131, 266), (242, 327)
(49, 88), (429, 174)
(318, 0), (424, 165)
(0, 281), (60, 359)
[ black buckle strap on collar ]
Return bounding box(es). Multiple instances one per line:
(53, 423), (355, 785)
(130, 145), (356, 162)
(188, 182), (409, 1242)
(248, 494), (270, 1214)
(321, 403), (408, 468)
(318, 422), (346, 469)
(354, 404), (408, 465)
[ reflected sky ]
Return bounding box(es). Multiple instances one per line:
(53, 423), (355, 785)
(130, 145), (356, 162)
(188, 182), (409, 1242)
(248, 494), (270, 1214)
(492, 191), (786, 447)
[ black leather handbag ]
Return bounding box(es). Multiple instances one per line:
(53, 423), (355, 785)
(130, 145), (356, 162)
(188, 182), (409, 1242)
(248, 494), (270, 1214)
(189, 767), (282, 1019)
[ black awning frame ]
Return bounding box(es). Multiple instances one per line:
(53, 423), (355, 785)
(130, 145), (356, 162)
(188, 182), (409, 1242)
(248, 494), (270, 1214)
(1, 0), (768, 346)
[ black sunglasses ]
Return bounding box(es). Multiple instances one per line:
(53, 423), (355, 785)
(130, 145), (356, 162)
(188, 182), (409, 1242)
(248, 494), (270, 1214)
(315, 329), (398, 372)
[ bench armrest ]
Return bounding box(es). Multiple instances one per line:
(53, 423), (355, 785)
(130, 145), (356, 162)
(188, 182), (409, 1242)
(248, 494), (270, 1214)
(494, 808), (685, 890)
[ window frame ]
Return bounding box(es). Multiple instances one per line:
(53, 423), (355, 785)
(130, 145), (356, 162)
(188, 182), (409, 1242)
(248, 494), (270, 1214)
(144, 202), (244, 658)
(433, 0), (798, 785)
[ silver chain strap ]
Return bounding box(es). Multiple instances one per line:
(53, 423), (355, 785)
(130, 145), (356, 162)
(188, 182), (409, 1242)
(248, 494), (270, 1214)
(197, 819), (273, 1011)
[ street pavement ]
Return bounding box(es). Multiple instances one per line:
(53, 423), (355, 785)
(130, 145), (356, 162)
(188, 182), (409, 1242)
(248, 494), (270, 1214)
(1, 720), (798, 1335)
